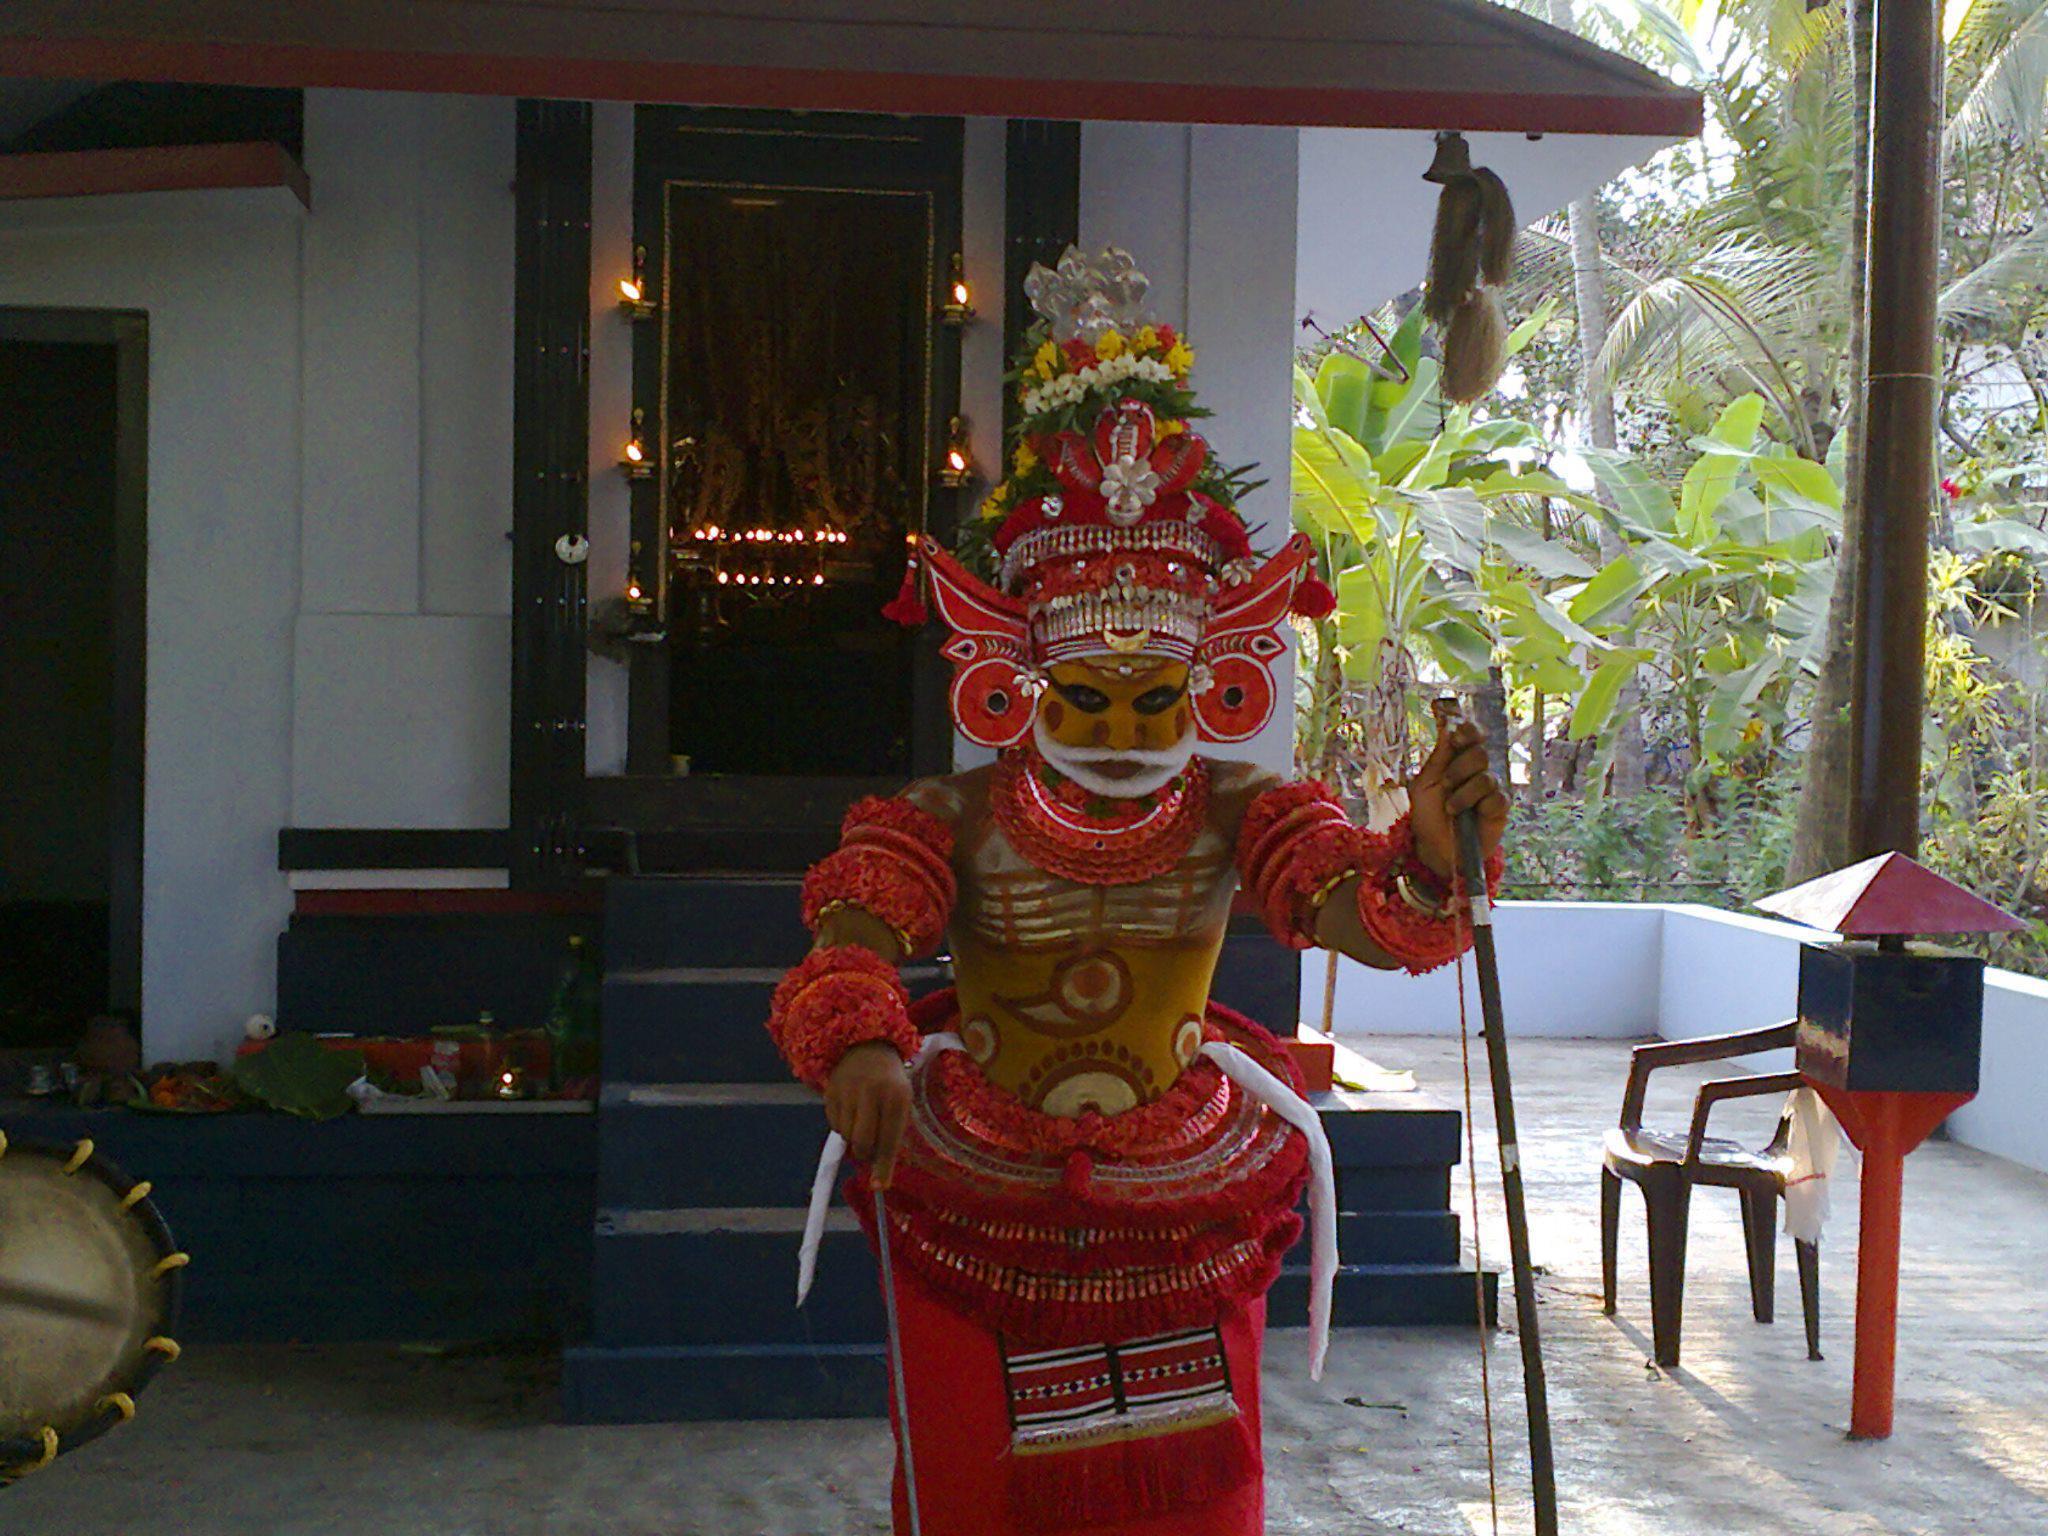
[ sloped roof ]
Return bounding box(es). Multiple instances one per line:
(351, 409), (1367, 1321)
(0, 1), (1700, 136)
(1759, 852), (2027, 937)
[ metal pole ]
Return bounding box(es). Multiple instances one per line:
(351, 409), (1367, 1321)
(1847, 0), (1943, 860)
(1454, 809), (1559, 1536)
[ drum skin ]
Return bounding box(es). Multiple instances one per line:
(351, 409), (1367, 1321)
(0, 1135), (183, 1481)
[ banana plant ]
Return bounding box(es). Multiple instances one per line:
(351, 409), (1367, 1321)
(1292, 300), (1628, 778)
(1573, 391), (1836, 785)
(1296, 350), (1840, 810)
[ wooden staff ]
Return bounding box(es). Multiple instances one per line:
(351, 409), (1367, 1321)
(874, 1183), (925, 1536)
(1437, 697), (1558, 1535)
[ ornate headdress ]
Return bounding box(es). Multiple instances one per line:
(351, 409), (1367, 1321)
(893, 247), (1332, 749)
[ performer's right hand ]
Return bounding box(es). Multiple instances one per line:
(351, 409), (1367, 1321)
(825, 1041), (912, 1189)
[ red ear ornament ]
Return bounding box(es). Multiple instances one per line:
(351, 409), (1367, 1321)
(1192, 533), (1313, 744)
(922, 539), (1036, 749)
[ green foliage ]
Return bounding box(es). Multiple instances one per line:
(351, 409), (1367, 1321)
(228, 1033), (363, 1121)
(1295, 361), (1838, 800)
(1321, 1), (2048, 972)
(1503, 780), (1798, 908)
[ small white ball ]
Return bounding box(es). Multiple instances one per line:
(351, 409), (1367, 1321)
(245, 1013), (277, 1042)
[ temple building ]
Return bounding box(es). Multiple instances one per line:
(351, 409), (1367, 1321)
(0, 4), (1696, 1420)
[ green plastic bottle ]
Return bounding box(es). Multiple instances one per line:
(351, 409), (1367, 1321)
(544, 935), (602, 1090)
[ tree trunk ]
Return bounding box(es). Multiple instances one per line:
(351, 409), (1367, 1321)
(1531, 687), (1548, 801)
(1786, 0), (1873, 883)
(1550, 0), (1646, 798)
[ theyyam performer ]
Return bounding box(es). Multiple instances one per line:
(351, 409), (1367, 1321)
(768, 247), (1507, 1535)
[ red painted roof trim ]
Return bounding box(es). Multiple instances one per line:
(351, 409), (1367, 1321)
(0, 139), (310, 208)
(0, 36), (1703, 139)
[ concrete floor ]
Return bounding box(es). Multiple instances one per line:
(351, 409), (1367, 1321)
(10, 1037), (2048, 1535)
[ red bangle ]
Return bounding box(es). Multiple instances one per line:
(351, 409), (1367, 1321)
(1239, 781), (1383, 947)
(800, 795), (957, 957)
(1353, 820), (1505, 974)
(766, 945), (919, 1091)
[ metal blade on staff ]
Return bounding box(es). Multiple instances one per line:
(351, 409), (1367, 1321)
(1434, 696), (1558, 1536)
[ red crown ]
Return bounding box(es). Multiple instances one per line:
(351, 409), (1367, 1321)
(994, 400), (1255, 596)
(898, 248), (1334, 750)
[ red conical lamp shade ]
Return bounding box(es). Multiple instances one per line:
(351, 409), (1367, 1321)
(1757, 852), (2025, 937)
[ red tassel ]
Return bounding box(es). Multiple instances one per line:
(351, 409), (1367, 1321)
(1006, 1410), (1257, 1529)
(881, 556), (930, 627)
(1290, 575), (1337, 620)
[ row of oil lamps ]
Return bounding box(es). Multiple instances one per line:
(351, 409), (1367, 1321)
(612, 246), (978, 618)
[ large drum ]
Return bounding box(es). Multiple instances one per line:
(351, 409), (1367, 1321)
(0, 1133), (185, 1483)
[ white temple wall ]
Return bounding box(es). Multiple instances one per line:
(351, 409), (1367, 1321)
(0, 103), (1307, 1059)
(289, 90), (516, 832)
(1081, 122), (1301, 777)
(0, 187), (306, 1062)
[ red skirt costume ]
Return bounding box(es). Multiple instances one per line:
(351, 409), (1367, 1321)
(858, 991), (1309, 1535)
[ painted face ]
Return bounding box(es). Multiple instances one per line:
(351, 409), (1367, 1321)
(1032, 655), (1197, 798)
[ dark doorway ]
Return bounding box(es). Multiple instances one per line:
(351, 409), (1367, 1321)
(663, 182), (931, 775)
(626, 109), (963, 785)
(0, 311), (146, 1050)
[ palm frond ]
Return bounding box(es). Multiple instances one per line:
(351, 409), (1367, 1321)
(1590, 237), (1829, 446)
(1940, 224), (2048, 328)
(1946, 0), (2048, 152)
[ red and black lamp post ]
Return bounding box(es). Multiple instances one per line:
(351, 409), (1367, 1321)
(1759, 855), (2023, 1440)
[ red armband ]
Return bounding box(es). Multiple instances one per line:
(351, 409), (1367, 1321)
(1353, 816), (1506, 975)
(1237, 781), (1386, 948)
(766, 945), (920, 1092)
(801, 795), (957, 957)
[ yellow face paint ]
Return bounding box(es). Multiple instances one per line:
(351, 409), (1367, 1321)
(1037, 656), (1195, 755)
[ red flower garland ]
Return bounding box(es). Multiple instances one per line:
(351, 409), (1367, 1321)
(990, 750), (1209, 887)
(765, 945), (919, 1091)
(1353, 817), (1506, 975)
(800, 796), (957, 956)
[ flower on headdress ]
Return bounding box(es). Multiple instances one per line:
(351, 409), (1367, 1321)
(1012, 441), (1039, 476)
(1158, 418), (1185, 438)
(1063, 338), (1097, 370)
(1032, 339), (1061, 380)
(1095, 329), (1126, 362)
(1100, 455), (1162, 523)
(1136, 324), (1160, 353)
(979, 482), (1012, 520)
(1164, 340), (1195, 377)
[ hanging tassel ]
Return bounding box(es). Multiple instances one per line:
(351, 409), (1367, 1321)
(1005, 1411), (1256, 1531)
(881, 551), (930, 627)
(1291, 575), (1337, 621)
(1422, 132), (1517, 405)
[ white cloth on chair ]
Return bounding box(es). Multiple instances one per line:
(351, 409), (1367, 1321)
(1782, 1086), (1840, 1243)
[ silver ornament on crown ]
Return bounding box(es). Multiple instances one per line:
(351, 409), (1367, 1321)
(1023, 246), (1156, 344)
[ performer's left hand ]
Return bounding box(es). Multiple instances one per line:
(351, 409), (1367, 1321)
(1407, 718), (1507, 881)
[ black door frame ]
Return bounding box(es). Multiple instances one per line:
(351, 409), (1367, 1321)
(509, 101), (595, 887)
(0, 305), (148, 1018)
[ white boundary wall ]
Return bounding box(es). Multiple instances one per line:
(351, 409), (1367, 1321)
(1312, 901), (2048, 1175)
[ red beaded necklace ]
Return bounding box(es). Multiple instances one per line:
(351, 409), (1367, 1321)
(991, 748), (1209, 886)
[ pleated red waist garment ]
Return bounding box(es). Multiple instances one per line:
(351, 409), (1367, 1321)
(852, 994), (1309, 1535)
